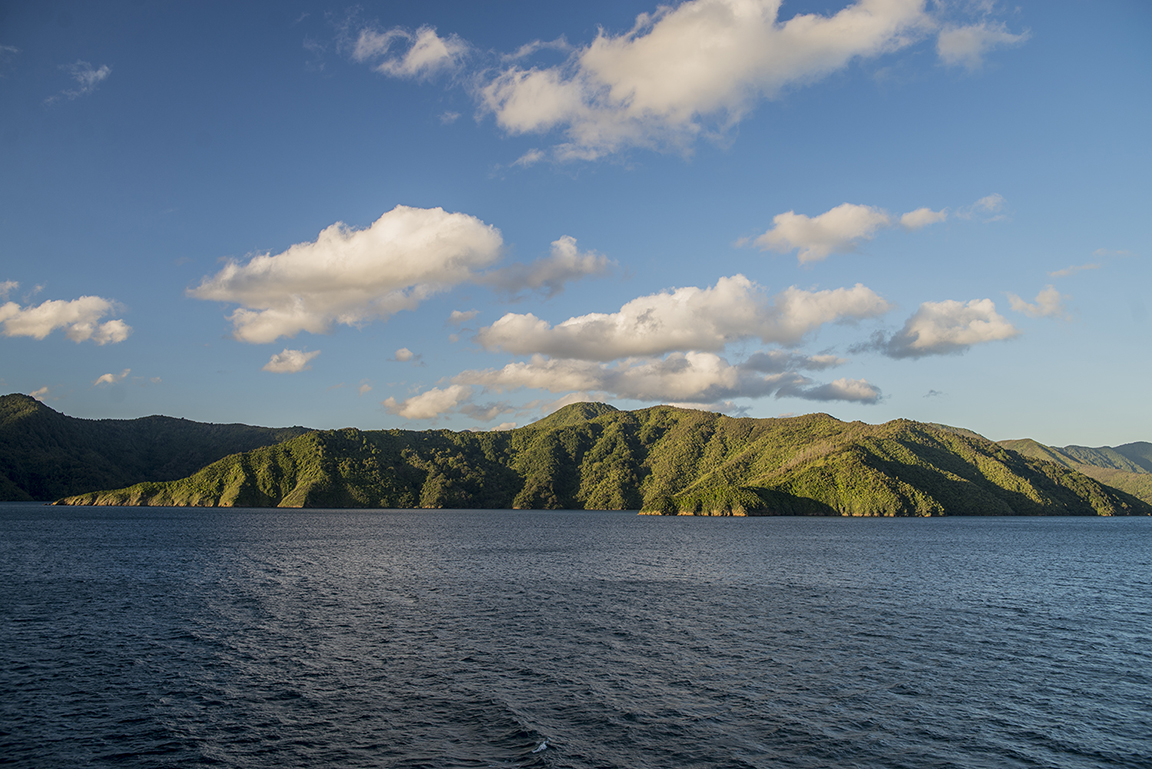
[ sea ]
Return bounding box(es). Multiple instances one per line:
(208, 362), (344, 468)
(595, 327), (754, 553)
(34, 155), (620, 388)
(1, 503), (1149, 768)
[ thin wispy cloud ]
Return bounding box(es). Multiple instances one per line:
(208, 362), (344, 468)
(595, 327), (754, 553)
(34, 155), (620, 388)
(1008, 285), (1069, 319)
(45, 60), (111, 104)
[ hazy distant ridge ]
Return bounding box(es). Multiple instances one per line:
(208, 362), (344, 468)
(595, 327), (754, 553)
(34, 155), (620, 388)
(47, 400), (1150, 516)
(998, 438), (1152, 506)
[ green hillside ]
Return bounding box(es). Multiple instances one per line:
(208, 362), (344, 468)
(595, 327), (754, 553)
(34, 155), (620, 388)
(57, 403), (1150, 516)
(0, 394), (310, 501)
(999, 438), (1152, 505)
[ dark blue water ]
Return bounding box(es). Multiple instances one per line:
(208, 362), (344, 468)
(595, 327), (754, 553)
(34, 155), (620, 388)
(1, 504), (1149, 768)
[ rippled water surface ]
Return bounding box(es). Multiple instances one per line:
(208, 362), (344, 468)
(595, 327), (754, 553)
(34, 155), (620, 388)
(2, 504), (1150, 768)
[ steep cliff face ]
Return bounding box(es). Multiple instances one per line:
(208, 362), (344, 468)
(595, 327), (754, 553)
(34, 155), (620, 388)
(56, 403), (1152, 517)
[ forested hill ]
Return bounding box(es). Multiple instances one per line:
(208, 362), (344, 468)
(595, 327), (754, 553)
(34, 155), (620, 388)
(56, 402), (1151, 516)
(999, 438), (1152, 505)
(0, 394), (310, 501)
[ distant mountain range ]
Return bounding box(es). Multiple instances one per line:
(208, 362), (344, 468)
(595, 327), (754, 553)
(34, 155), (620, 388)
(2, 394), (1142, 516)
(0, 394), (309, 502)
(997, 438), (1152, 508)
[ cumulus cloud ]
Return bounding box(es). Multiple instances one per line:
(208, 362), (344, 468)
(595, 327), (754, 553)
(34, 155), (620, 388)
(262, 348), (320, 373)
(899, 207), (948, 229)
(378, 344), (881, 421)
(29, 386), (50, 401)
(46, 60), (111, 103)
(94, 368), (130, 386)
(937, 21), (1029, 71)
(476, 275), (890, 360)
(189, 206), (503, 343)
(448, 309), (479, 325)
(358, 380), (373, 396)
(458, 352), (881, 408)
(477, 0), (934, 159)
(0, 280), (17, 299)
(874, 298), (1018, 358)
(0, 295), (132, 344)
(353, 26), (466, 78)
(383, 384), (472, 420)
(481, 235), (613, 297)
(1008, 285), (1069, 319)
(754, 202), (946, 263)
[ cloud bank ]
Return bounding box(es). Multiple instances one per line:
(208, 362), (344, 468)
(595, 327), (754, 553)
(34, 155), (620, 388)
(353, 1), (1027, 160)
(476, 275), (891, 360)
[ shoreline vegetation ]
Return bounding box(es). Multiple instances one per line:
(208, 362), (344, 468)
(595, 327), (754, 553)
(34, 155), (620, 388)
(3, 394), (1148, 516)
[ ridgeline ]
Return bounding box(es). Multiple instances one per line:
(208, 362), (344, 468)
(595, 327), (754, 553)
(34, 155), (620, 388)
(36, 398), (1149, 516)
(0, 394), (309, 502)
(998, 438), (1152, 506)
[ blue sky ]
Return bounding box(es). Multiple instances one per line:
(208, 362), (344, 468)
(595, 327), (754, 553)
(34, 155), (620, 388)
(1, 0), (1149, 446)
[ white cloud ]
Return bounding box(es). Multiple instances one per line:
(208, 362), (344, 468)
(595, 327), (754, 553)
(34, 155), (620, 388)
(1008, 285), (1069, 319)
(879, 298), (1018, 358)
(476, 275), (890, 360)
(394, 347), (415, 362)
(94, 368), (130, 386)
(0, 280), (17, 299)
(262, 349), (320, 373)
(900, 207), (948, 229)
(937, 21), (1029, 71)
(448, 309), (479, 325)
(492, 422), (518, 431)
(478, 0), (933, 159)
(0, 295), (132, 344)
(449, 351), (882, 407)
(353, 26), (466, 78)
(358, 380), (372, 396)
(189, 205), (503, 343)
(755, 202), (946, 263)
(29, 386), (49, 401)
(383, 384), (472, 419)
(481, 235), (612, 297)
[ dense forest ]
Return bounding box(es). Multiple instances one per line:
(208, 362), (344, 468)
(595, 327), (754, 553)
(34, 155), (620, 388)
(25, 397), (1146, 516)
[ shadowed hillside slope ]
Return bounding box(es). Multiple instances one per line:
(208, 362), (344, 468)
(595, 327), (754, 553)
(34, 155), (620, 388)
(57, 404), (1151, 516)
(0, 394), (310, 501)
(999, 438), (1152, 505)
